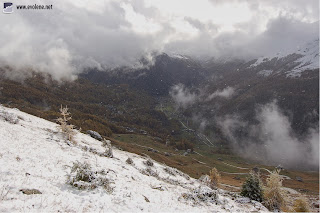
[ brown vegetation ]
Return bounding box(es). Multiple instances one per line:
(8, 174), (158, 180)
(0, 74), (182, 142)
(263, 170), (288, 211)
(209, 168), (221, 188)
(293, 196), (311, 212)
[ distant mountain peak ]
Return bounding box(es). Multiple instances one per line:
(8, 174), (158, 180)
(249, 38), (319, 78)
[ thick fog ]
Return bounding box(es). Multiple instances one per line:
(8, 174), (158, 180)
(217, 101), (319, 170)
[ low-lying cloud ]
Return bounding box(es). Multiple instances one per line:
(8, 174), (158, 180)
(170, 84), (197, 108)
(207, 87), (235, 100)
(217, 101), (319, 170)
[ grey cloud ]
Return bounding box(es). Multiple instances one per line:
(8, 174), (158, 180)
(217, 101), (319, 170)
(207, 87), (235, 100)
(250, 17), (319, 56)
(209, 0), (319, 20)
(0, 0), (318, 81)
(184, 17), (219, 34)
(165, 16), (318, 60)
(126, 0), (160, 19)
(0, 0), (160, 80)
(184, 17), (206, 31)
(170, 84), (197, 108)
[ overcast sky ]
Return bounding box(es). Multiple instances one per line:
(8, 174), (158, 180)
(0, 0), (318, 80)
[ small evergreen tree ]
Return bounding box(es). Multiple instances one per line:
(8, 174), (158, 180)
(240, 172), (264, 202)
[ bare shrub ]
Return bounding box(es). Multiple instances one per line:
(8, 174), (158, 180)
(67, 161), (113, 193)
(141, 167), (158, 177)
(263, 170), (288, 211)
(0, 185), (10, 202)
(176, 170), (191, 180)
(293, 196), (311, 212)
(126, 157), (133, 164)
(198, 175), (211, 186)
(97, 177), (113, 194)
(209, 167), (221, 188)
(144, 159), (154, 167)
(67, 162), (95, 190)
(0, 111), (19, 124)
(57, 105), (75, 142)
(181, 186), (217, 204)
(163, 167), (176, 176)
(103, 139), (113, 158)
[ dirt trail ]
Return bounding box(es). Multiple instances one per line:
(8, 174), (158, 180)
(222, 162), (251, 170)
(222, 162), (292, 180)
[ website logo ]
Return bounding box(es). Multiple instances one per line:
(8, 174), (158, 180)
(3, 2), (13, 14)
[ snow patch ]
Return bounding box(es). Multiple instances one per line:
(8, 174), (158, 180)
(170, 54), (189, 60)
(286, 39), (319, 77)
(257, 70), (273, 77)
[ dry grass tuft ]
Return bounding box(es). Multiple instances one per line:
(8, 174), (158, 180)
(209, 167), (221, 188)
(293, 196), (311, 212)
(263, 169), (288, 211)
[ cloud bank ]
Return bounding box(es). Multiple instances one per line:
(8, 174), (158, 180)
(217, 101), (319, 170)
(0, 0), (318, 80)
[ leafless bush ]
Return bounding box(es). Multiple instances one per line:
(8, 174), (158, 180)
(126, 157), (133, 164)
(0, 185), (10, 202)
(163, 167), (176, 176)
(263, 170), (288, 211)
(144, 159), (154, 167)
(57, 105), (75, 143)
(181, 186), (217, 204)
(198, 175), (211, 186)
(67, 161), (113, 193)
(209, 167), (221, 188)
(141, 167), (158, 177)
(293, 196), (311, 212)
(103, 139), (113, 158)
(0, 111), (19, 124)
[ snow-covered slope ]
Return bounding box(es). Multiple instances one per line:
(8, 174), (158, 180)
(250, 38), (319, 78)
(288, 39), (319, 77)
(0, 106), (267, 212)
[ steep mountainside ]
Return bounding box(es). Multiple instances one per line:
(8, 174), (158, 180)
(0, 74), (182, 140)
(248, 38), (319, 78)
(0, 106), (267, 212)
(190, 38), (319, 136)
(81, 53), (207, 96)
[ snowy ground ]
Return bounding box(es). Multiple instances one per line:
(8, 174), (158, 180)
(0, 106), (268, 212)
